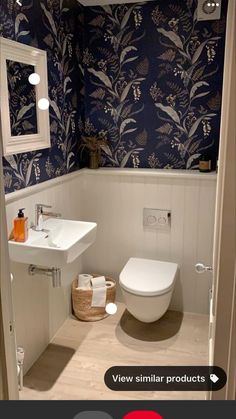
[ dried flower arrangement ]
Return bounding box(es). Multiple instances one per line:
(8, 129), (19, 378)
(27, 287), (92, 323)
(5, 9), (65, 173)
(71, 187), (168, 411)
(81, 135), (108, 169)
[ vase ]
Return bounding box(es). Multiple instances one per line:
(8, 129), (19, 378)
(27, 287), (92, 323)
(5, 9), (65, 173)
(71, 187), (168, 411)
(89, 151), (99, 169)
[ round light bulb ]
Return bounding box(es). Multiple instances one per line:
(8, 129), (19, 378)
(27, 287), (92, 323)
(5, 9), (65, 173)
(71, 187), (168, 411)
(28, 73), (40, 85)
(38, 98), (49, 110)
(105, 303), (117, 315)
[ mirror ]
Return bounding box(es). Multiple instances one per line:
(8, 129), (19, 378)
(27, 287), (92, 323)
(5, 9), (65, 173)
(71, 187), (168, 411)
(7, 60), (38, 136)
(0, 37), (50, 156)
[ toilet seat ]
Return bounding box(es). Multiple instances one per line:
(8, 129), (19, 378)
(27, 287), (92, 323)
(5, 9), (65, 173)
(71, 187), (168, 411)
(119, 258), (178, 297)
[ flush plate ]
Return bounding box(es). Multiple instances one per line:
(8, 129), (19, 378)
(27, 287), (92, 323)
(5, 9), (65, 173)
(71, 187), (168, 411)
(143, 208), (171, 230)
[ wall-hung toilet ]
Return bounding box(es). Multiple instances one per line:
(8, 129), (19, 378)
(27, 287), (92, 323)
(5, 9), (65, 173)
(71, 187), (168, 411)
(119, 258), (178, 323)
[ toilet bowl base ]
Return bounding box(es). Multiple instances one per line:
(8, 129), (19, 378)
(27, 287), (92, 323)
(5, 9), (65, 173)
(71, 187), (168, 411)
(121, 288), (173, 323)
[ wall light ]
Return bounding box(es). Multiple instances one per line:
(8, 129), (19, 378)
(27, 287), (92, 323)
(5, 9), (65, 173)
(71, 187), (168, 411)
(16, 0), (22, 6)
(28, 73), (40, 86)
(38, 98), (49, 110)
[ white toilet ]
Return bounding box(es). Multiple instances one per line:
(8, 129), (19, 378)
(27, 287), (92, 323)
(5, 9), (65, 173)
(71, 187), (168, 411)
(119, 258), (178, 323)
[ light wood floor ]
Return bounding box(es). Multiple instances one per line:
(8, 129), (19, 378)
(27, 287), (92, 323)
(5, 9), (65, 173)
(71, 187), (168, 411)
(20, 303), (209, 400)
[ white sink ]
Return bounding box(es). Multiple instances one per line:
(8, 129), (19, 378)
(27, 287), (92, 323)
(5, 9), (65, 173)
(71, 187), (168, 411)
(8, 218), (97, 268)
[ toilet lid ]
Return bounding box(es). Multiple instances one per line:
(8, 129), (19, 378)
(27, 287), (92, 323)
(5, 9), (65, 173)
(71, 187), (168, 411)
(119, 258), (178, 297)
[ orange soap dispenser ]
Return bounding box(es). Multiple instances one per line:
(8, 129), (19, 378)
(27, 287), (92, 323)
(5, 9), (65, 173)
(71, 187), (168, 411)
(13, 208), (28, 242)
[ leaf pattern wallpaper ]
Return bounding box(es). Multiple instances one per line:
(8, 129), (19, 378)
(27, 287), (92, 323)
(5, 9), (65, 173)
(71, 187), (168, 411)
(1, 0), (84, 193)
(1, 0), (227, 193)
(82, 0), (227, 169)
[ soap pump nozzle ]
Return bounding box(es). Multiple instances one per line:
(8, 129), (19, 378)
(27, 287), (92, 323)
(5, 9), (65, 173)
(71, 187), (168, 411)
(17, 208), (25, 218)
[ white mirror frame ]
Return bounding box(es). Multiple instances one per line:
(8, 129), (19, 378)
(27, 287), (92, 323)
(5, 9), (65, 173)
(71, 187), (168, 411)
(0, 37), (51, 156)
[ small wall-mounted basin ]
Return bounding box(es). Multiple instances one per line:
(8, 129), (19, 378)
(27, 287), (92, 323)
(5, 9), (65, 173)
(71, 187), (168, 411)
(8, 218), (97, 268)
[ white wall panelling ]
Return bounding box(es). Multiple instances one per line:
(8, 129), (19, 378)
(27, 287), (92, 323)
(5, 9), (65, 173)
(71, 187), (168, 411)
(5, 175), (84, 373)
(5, 169), (216, 371)
(80, 170), (216, 313)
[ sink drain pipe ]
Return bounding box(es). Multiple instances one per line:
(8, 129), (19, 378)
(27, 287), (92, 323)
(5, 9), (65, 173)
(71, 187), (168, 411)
(16, 347), (24, 391)
(28, 265), (61, 288)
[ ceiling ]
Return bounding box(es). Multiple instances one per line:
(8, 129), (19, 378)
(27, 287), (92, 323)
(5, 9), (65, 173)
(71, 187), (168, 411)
(79, 0), (154, 6)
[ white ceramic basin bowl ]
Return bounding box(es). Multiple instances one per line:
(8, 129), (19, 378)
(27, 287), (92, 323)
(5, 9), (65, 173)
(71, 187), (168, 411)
(8, 218), (97, 268)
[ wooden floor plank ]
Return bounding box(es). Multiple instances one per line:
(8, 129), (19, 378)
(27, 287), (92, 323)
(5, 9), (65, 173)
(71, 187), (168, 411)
(21, 304), (209, 400)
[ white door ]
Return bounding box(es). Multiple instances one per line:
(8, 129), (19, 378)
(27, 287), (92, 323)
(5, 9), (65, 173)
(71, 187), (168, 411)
(0, 135), (19, 399)
(209, 0), (236, 400)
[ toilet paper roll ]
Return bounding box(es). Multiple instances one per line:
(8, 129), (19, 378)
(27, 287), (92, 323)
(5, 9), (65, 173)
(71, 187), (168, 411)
(91, 276), (106, 307)
(77, 274), (92, 289)
(105, 280), (113, 288)
(90, 276), (106, 289)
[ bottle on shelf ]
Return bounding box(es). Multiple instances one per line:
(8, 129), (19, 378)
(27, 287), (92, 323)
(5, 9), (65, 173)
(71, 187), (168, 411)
(199, 154), (212, 173)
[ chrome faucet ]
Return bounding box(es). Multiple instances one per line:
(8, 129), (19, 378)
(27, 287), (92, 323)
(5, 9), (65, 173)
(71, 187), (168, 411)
(35, 204), (61, 231)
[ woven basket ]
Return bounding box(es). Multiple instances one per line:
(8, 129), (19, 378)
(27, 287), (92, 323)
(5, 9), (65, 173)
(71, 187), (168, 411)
(72, 274), (116, 321)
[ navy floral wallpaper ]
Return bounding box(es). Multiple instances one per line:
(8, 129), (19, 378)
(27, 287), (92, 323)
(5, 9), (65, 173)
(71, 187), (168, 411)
(82, 0), (227, 169)
(1, 0), (227, 193)
(1, 0), (84, 193)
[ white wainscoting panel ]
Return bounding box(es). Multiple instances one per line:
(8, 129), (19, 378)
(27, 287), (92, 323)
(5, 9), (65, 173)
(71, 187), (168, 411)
(81, 172), (216, 314)
(5, 175), (84, 373)
(5, 169), (216, 371)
